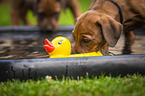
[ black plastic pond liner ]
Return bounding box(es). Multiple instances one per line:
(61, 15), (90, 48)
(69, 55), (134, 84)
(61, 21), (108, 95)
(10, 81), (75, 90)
(0, 25), (75, 32)
(0, 54), (145, 81)
(0, 25), (144, 34)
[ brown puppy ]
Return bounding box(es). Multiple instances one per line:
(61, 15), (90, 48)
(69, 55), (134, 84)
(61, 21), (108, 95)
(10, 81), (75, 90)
(10, 0), (81, 31)
(72, 0), (145, 54)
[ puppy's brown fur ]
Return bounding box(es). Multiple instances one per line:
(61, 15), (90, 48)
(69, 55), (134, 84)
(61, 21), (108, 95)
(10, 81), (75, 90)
(72, 0), (145, 54)
(10, 0), (81, 31)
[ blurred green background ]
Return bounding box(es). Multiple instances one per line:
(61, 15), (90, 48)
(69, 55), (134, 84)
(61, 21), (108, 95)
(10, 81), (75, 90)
(0, 0), (92, 26)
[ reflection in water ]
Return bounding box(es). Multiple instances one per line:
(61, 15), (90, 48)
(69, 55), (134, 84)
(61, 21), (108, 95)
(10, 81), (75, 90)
(0, 31), (74, 59)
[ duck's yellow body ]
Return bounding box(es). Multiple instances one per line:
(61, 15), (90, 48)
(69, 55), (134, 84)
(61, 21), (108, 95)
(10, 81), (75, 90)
(44, 36), (103, 58)
(50, 51), (103, 58)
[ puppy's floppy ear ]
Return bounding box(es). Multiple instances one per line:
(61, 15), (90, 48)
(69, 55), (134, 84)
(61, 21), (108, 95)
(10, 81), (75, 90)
(97, 16), (123, 47)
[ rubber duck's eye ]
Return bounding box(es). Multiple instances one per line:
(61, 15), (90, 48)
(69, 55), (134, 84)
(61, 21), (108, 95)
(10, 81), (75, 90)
(58, 41), (62, 45)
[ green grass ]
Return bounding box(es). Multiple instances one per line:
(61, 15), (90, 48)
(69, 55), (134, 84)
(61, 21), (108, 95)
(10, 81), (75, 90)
(0, 0), (92, 26)
(0, 3), (11, 26)
(0, 74), (145, 96)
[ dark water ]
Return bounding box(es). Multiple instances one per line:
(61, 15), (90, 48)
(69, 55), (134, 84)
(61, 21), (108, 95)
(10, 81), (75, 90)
(0, 31), (73, 59)
(0, 27), (145, 59)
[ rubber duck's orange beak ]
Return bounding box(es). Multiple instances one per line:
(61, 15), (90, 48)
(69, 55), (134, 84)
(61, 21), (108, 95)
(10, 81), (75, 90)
(44, 39), (55, 53)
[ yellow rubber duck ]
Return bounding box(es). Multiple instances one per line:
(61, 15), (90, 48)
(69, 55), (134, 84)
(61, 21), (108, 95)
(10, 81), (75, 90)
(44, 36), (103, 58)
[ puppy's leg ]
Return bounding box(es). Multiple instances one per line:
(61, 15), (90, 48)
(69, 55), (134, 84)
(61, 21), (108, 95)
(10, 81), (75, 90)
(68, 0), (81, 19)
(10, 8), (20, 25)
(10, 0), (23, 25)
(122, 31), (136, 54)
(20, 8), (30, 25)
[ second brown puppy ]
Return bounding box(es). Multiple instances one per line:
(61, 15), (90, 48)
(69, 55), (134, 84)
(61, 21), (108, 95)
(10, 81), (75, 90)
(11, 0), (81, 32)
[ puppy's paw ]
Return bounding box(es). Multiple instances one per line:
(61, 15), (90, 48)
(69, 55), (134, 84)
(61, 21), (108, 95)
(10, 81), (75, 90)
(122, 48), (132, 54)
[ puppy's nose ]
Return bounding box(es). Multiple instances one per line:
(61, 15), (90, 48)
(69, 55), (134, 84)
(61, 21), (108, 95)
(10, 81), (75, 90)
(47, 26), (58, 32)
(47, 26), (53, 31)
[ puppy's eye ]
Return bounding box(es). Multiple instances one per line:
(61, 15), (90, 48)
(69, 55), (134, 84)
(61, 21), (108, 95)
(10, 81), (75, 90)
(53, 12), (60, 16)
(38, 12), (45, 18)
(82, 36), (91, 43)
(38, 12), (45, 16)
(53, 12), (60, 19)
